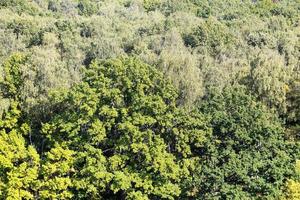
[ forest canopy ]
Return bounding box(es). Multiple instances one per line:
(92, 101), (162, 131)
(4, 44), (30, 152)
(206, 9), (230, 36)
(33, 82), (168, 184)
(0, 0), (299, 199)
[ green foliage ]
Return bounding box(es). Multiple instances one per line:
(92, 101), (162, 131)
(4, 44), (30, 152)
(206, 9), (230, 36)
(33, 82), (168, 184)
(0, 53), (27, 99)
(0, 0), (299, 199)
(40, 57), (211, 199)
(286, 79), (300, 141)
(38, 144), (75, 199)
(0, 101), (40, 200)
(77, 0), (98, 16)
(183, 17), (234, 56)
(247, 50), (291, 114)
(0, 0), (40, 15)
(0, 132), (39, 200)
(158, 30), (204, 107)
(287, 81), (300, 124)
(143, 0), (161, 11)
(193, 86), (295, 199)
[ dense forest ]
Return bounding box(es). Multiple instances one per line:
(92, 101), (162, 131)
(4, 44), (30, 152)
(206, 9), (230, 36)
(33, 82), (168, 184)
(0, 0), (299, 199)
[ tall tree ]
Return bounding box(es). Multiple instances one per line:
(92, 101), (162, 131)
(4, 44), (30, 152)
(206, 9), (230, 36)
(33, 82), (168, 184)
(0, 54), (40, 200)
(41, 57), (211, 199)
(191, 86), (296, 199)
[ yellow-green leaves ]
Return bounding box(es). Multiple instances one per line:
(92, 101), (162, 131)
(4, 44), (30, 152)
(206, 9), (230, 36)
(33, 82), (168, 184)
(88, 119), (106, 144)
(284, 160), (300, 200)
(285, 180), (300, 200)
(0, 91), (40, 200)
(38, 145), (75, 199)
(0, 129), (40, 200)
(0, 53), (27, 99)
